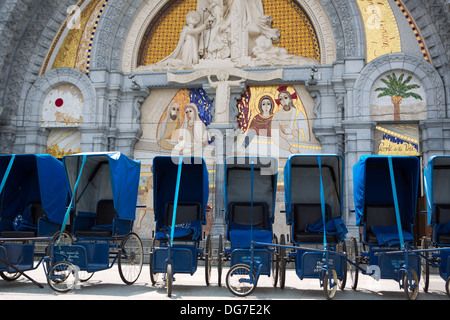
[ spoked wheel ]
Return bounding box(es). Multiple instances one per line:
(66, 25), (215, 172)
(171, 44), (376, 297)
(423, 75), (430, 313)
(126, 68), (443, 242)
(271, 234), (279, 287)
(45, 230), (77, 287)
(47, 230), (73, 256)
(403, 269), (419, 300)
(322, 268), (338, 300)
(46, 231), (73, 261)
(47, 261), (79, 293)
(166, 263), (173, 297)
(226, 264), (256, 297)
(337, 240), (347, 290)
(279, 234), (286, 289)
(118, 232), (143, 285)
(420, 237), (430, 293)
(204, 234), (212, 286)
(149, 239), (159, 285)
(217, 234), (223, 287)
(349, 237), (359, 290)
(51, 231), (73, 246)
(0, 271), (21, 281)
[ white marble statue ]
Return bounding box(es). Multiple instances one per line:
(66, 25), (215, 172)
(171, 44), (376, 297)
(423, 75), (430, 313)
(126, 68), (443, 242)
(142, 11), (212, 70)
(207, 70), (245, 124)
(139, 0), (318, 71)
(201, 0), (230, 60)
(252, 31), (319, 66)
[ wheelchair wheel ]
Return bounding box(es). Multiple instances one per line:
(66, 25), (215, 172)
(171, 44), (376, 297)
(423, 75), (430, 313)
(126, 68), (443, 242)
(349, 237), (359, 290)
(0, 272), (21, 281)
(217, 234), (223, 287)
(420, 237), (429, 292)
(45, 231), (73, 274)
(149, 239), (159, 285)
(166, 263), (173, 297)
(337, 240), (347, 290)
(204, 234), (212, 286)
(47, 261), (79, 293)
(279, 234), (286, 289)
(323, 268), (338, 300)
(118, 232), (143, 285)
(271, 234), (279, 287)
(51, 231), (73, 246)
(226, 264), (256, 297)
(403, 269), (419, 300)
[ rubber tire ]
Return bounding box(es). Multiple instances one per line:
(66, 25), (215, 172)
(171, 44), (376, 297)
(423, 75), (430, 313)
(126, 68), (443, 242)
(226, 264), (256, 297)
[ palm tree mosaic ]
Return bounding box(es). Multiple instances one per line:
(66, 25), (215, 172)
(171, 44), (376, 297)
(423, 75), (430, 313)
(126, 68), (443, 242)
(375, 73), (423, 121)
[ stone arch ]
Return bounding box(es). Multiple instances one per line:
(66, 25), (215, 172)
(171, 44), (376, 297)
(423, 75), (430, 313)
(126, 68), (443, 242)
(0, 0), (75, 124)
(21, 68), (97, 128)
(0, 0), (40, 116)
(91, 0), (146, 71)
(90, 0), (363, 73)
(402, 0), (449, 113)
(132, 0), (338, 69)
(353, 53), (445, 122)
(402, 0), (449, 70)
(122, 0), (344, 72)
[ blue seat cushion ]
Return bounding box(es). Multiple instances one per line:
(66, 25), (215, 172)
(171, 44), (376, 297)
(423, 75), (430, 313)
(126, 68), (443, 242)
(229, 225), (272, 248)
(155, 220), (203, 241)
(370, 225), (414, 247)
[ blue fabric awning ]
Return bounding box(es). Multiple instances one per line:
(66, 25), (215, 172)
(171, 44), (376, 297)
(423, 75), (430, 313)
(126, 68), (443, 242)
(284, 154), (344, 224)
(224, 156), (278, 219)
(0, 154), (68, 225)
(424, 155), (450, 226)
(63, 152), (141, 221)
(353, 155), (420, 226)
(152, 156), (209, 225)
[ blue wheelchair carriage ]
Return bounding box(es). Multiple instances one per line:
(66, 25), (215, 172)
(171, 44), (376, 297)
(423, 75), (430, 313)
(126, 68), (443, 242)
(422, 155), (450, 297)
(281, 154), (348, 299)
(222, 156), (279, 297)
(149, 156), (211, 297)
(350, 155), (422, 300)
(0, 154), (68, 288)
(48, 152), (143, 292)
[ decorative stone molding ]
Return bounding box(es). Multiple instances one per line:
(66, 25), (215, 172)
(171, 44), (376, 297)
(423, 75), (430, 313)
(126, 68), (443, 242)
(20, 68), (97, 128)
(1, 0), (74, 124)
(120, 0), (338, 73)
(353, 53), (445, 121)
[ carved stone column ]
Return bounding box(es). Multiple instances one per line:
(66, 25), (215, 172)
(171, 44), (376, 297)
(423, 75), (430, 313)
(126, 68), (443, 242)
(207, 127), (228, 239)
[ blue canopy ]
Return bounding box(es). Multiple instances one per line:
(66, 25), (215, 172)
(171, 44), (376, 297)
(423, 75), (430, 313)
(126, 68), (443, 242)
(152, 156), (209, 227)
(424, 155), (450, 226)
(63, 152), (140, 221)
(353, 155), (419, 227)
(224, 156), (277, 248)
(284, 154), (346, 242)
(224, 156), (278, 219)
(0, 154), (68, 225)
(284, 154), (344, 222)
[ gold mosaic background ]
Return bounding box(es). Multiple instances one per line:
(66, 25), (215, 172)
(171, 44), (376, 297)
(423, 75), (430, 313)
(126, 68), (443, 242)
(138, 0), (198, 66)
(51, 0), (101, 71)
(263, 0), (320, 61)
(356, 0), (401, 63)
(43, 0), (108, 75)
(138, 0), (320, 66)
